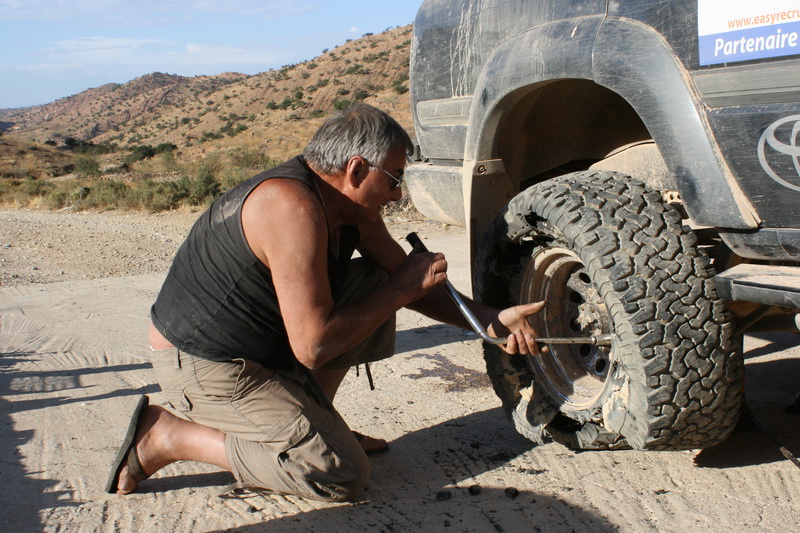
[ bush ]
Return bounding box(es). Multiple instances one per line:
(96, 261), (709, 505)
(20, 177), (51, 197)
(155, 143), (178, 154)
(160, 150), (179, 171)
(333, 99), (352, 110)
(0, 145), (263, 211)
(47, 184), (91, 210)
(219, 166), (251, 191)
(81, 180), (130, 209)
(200, 131), (224, 142)
(125, 145), (157, 164)
(2, 167), (28, 179)
(178, 164), (221, 206)
(130, 180), (187, 211)
(344, 64), (367, 75)
(0, 178), (51, 206)
(228, 147), (276, 170)
(44, 189), (70, 210)
(75, 155), (100, 177)
(65, 139), (117, 155)
(220, 123), (248, 137)
(392, 78), (409, 94)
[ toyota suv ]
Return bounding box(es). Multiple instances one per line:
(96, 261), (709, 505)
(406, 0), (800, 450)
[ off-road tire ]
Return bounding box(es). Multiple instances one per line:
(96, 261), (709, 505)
(474, 171), (743, 450)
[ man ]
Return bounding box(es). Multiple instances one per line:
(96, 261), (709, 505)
(106, 103), (544, 500)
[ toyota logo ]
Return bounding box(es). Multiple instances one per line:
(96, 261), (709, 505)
(758, 115), (800, 192)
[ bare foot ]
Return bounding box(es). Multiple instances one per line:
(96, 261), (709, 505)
(114, 405), (230, 495)
(353, 431), (389, 454)
(115, 406), (179, 494)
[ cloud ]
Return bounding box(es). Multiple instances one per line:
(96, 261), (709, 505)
(0, 0), (319, 23)
(178, 42), (295, 68)
(30, 37), (181, 71)
(25, 35), (296, 75)
(13, 63), (66, 72)
(182, 0), (319, 17)
(48, 37), (173, 54)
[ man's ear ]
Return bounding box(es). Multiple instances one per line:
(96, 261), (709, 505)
(345, 155), (369, 188)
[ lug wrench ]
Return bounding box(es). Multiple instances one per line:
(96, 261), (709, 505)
(405, 232), (613, 347)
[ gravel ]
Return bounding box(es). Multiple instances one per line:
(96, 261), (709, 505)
(0, 208), (201, 286)
(0, 207), (441, 287)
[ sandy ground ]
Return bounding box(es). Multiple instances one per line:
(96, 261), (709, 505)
(1, 207), (799, 532)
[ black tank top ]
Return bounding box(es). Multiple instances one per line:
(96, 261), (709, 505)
(150, 156), (359, 369)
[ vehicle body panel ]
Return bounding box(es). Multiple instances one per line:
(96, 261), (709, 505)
(408, 0), (800, 268)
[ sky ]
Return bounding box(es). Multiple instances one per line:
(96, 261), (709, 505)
(0, 0), (423, 109)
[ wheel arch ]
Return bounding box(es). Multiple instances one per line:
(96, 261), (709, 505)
(462, 16), (759, 270)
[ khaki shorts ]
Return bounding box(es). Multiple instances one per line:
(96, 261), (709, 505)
(149, 257), (394, 501)
(325, 258), (396, 369)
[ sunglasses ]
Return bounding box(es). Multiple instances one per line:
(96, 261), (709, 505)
(371, 165), (405, 191)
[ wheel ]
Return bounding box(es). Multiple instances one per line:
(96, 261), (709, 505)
(474, 171), (743, 450)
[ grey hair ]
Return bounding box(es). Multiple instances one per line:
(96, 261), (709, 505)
(303, 103), (413, 174)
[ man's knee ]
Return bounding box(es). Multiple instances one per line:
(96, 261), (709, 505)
(293, 444), (371, 502)
(229, 431), (371, 501)
(314, 458), (370, 501)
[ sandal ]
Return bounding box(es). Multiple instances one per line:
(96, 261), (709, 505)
(105, 395), (151, 493)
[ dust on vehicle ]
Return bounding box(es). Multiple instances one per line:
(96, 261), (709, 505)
(406, 0), (800, 450)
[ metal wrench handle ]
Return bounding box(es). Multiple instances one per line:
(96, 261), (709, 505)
(535, 335), (613, 346)
(406, 232), (507, 345)
(405, 232), (613, 347)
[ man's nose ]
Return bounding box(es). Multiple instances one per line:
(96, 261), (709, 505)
(390, 184), (403, 201)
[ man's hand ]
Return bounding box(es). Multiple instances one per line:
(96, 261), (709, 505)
(388, 251), (449, 304)
(486, 301), (546, 355)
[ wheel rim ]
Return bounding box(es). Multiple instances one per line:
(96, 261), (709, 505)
(519, 246), (612, 412)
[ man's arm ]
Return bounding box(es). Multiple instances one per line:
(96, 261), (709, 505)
(242, 179), (446, 369)
(357, 219), (544, 355)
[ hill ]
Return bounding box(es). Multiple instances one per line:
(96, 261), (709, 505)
(0, 72), (248, 144)
(0, 25), (413, 177)
(0, 136), (75, 179)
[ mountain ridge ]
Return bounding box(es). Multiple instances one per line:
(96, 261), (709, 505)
(1, 25), (413, 174)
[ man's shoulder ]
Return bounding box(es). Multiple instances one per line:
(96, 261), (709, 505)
(241, 168), (326, 267)
(258, 155), (313, 182)
(243, 163), (323, 232)
(247, 156), (315, 197)
(245, 179), (319, 225)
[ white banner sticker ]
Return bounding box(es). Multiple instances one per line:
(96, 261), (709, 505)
(698, 0), (800, 65)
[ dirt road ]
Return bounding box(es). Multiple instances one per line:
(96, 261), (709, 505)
(1, 208), (798, 532)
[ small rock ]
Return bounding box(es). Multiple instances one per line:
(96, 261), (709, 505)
(504, 487), (519, 499)
(468, 484), (482, 495)
(435, 490), (452, 501)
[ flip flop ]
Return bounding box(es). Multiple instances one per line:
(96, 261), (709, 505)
(353, 430), (389, 455)
(105, 395), (151, 493)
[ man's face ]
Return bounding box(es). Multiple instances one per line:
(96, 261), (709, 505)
(357, 144), (406, 222)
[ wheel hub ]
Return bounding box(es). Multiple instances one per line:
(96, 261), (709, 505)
(519, 246), (612, 412)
